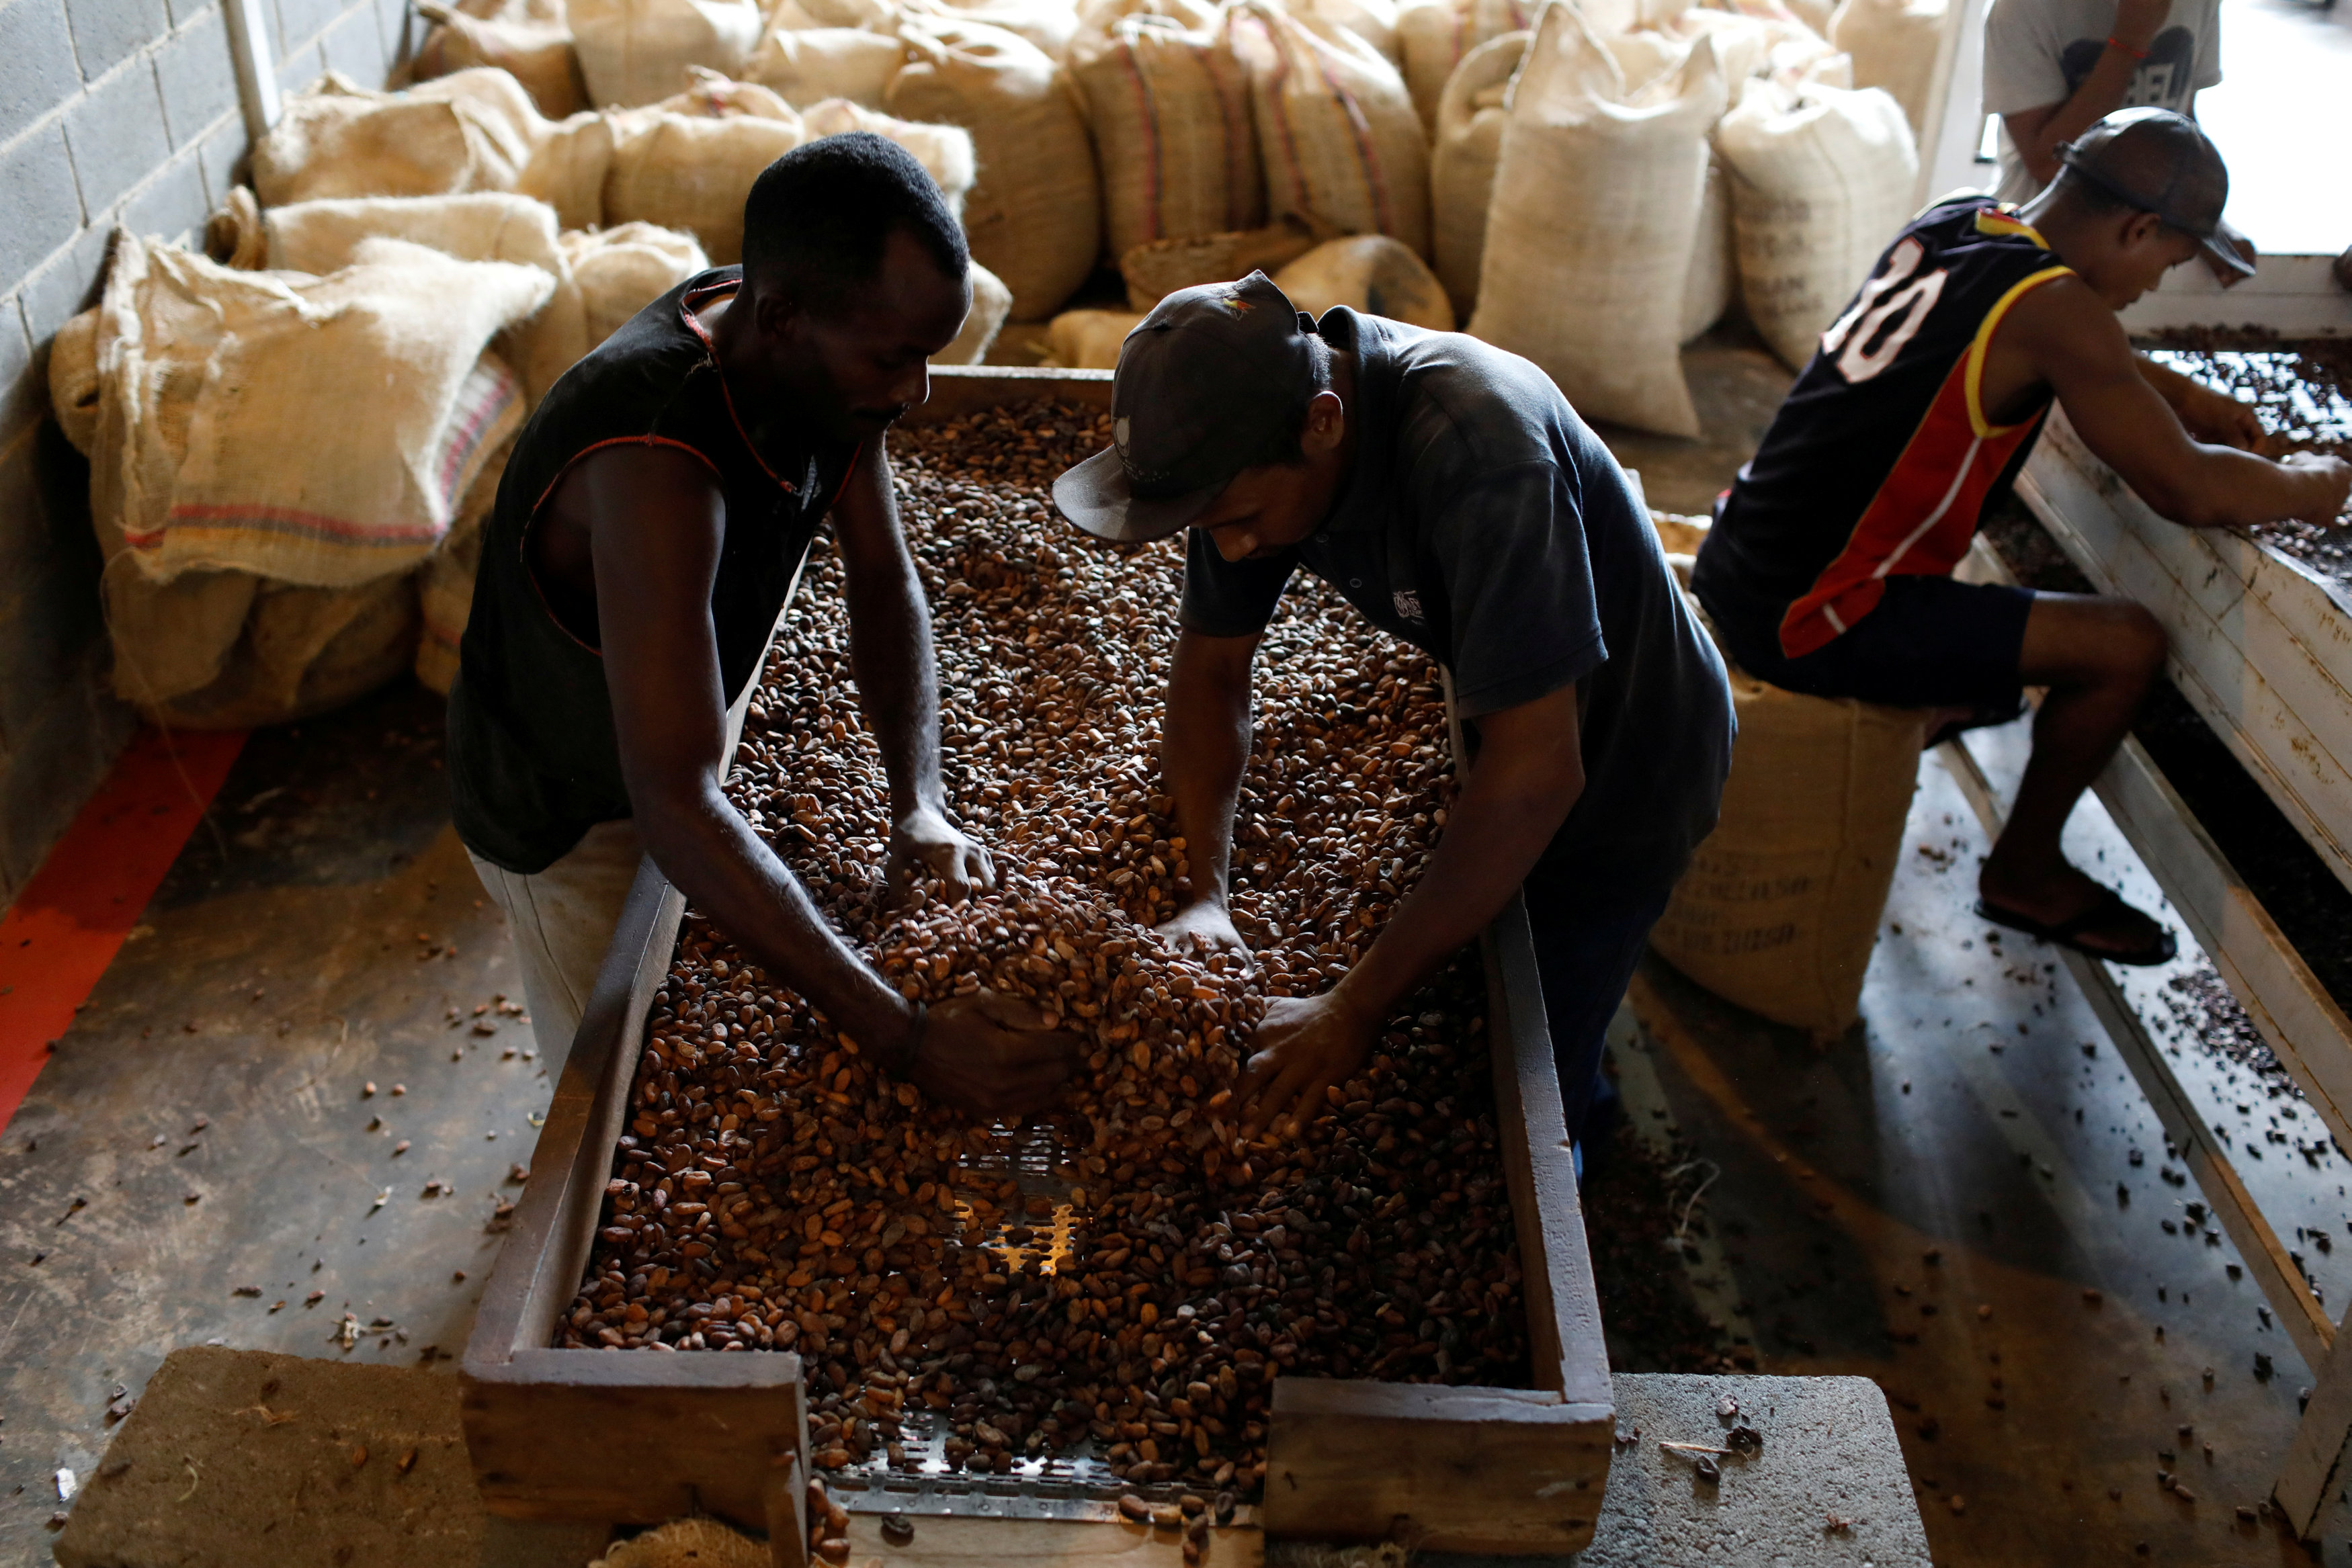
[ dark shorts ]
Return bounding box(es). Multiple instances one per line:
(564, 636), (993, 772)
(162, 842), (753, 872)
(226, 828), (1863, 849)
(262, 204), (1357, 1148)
(1710, 574), (2037, 716)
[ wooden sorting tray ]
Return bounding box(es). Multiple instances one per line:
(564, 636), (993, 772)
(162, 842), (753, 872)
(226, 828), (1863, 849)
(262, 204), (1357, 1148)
(459, 367), (1614, 1559)
(2015, 273), (2352, 898)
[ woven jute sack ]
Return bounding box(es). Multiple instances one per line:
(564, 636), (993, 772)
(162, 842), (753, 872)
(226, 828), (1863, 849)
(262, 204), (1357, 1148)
(410, 1), (589, 117)
(603, 102), (804, 262)
(1044, 308), (1144, 367)
(253, 70), (549, 206)
(519, 110), (620, 229)
(800, 97), (977, 215)
(562, 222), (711, 346)
(911, 0), (1083, 61)
(416, 431), (512, 695)
(938, 259), (1014, 361)
(1829, 0), (1945, 137)
(747, 25), (909, 105)
(1272, 234), (1452, 328)
(1681, 150), (1730, 342)
(1469, 9), (1724, 437)
(1396, 0), (1532, 130)
(1427, 28), (1525, 320)
(1117, 216), (1318, 309)
(1650, 661), (1925, 1039)
(255, 191), (589, 404)
(1226, 1), (1429, 259)
(1072, 13), (1263, 261)
(591, 1518), (768, 1568)
(1070, 0), (1218, 58)
(1292, 0), (1400, 60)
(571, 0), (764, 105)
(888, 15), (1099, 319)
(93, 233), (546, 592)
(1714, 75), (1917, 371)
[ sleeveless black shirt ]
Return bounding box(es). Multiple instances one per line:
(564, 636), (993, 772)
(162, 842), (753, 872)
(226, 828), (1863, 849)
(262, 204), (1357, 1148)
(448, 268), (859, 873)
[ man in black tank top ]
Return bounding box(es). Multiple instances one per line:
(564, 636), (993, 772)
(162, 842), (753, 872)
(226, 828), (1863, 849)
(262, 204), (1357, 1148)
(1696, 110), (2347, 965)
(447, 134), (1077, 1114)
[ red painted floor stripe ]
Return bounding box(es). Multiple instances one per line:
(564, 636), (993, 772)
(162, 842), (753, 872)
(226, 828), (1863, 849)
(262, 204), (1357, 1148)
(0, 727), (247, 1133)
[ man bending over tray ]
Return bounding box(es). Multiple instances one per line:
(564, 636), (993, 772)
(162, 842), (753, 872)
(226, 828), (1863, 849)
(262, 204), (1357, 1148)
(1693, 108), (2351, 967)
(1051, 272), (1735, 1161)
(448, 134), (1075, 1111)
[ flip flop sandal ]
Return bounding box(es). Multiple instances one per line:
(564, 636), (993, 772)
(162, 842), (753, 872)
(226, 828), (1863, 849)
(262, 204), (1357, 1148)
(1973, 889), (2178, 967)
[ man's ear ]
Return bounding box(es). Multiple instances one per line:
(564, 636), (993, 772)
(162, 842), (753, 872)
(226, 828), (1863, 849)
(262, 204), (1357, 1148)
(751, 284), (804, 343)
(1302, 389), (1347, 455)
(2119, 209), (2168, 254)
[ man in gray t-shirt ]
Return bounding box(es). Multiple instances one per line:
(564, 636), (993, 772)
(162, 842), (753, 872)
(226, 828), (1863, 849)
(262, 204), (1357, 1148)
(1982, 0), (2248, 279)
(1052, 271), (1733, 1164)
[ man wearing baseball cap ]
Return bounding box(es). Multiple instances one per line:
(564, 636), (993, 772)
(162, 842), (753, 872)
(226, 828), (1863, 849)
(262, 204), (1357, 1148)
(1694, 108), (2351, 966)
(1054, 270), (1736, 1155)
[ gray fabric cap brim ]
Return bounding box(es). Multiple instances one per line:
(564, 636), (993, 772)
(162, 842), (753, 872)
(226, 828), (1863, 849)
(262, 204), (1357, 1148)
(1052, 445), (1222, 543)
(2199, 230), (2257, 278)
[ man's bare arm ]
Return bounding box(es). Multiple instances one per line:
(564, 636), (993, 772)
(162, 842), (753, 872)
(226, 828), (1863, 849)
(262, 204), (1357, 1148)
(2001, 0), (2170, 189)
(585, 444), (922, 1058)
(831, 437), (994, 902)
(1990, 277), (2349, 528)
(1158, 627), (1259, 955)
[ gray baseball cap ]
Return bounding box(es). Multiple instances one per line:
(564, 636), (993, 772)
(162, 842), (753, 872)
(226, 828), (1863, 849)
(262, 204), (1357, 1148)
(2054, 107), (2253, 278)
(1052, 271), (1322, 543)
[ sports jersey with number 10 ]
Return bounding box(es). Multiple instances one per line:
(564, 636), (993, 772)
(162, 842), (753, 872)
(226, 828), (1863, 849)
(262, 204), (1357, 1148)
(1704, 197), (2074, 660)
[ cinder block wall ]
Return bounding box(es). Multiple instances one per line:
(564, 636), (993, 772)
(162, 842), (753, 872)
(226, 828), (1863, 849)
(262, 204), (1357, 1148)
(0, 0), (415, 898)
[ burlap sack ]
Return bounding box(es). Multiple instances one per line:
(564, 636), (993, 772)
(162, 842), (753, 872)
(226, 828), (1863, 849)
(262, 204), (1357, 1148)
(253, 70), (549, 206)
(1070, 0), (1218, 59)
(1829, 0), (1944, 137)
(591, 1518), (767, 1568)
(775, 0), (896, 28)
(562, 222), (712, 345)
(915, 0), (1082, 60)
(1044, 308), (1143, 367)
(800, 97), (976, 215)
(571, 0), (764, 105)
(48, 308), (103, 457)
(519, 110), (620, 228)
(1714, 75), (1917, 370)
(603, 110), (804, 261)
(1118, 216), (1318, 309)
(1072, 13), (1263, 261)
(888, 15), (1099, 318)
(411, 1), (589, 117)
(257, 191), (589, 404)
(1428, 28), (1525, 320)
(93, 234), (546, 591)
(938, 259), (1015, 362)
(417, 432), (511, 694)
(1272, 234), (1451, 328)
(1650, 665), (1925, 1039)
(1397, 0), (1533, 130)
(1226, 1), (1429, 259)
(1294, 0), (1399, 59)
(1680, 151), (1731, 343)
(747, 25), (909, 105)
(1469, 9), (1724, 437)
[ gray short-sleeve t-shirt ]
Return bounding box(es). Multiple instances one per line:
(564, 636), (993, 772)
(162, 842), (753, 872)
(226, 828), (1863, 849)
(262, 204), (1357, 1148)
(1179, 309), (1734, 903)
(1981, 0), (2222, 203)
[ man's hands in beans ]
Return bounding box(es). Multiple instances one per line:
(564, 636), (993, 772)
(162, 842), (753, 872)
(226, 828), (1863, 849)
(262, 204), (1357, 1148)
(2283, 453), (2352, 528)
(910, 989), (1079, 1118)
(1157, 899), (1252, 963)
(884, 803), (995, 908)
(1243, 990), (1375, 1139)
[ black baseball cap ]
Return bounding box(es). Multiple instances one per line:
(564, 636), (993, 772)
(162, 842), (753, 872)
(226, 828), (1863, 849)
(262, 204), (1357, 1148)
(2054, 107), (2252, 278)
(1053, 271), (1322, 543)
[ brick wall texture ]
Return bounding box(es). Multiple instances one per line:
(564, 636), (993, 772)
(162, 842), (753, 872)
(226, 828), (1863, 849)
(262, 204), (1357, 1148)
(0, 0), (417, 899)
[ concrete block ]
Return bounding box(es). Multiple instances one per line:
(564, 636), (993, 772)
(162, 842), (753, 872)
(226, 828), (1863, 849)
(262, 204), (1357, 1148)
(0, 123), (87, 289)
(0, 556), (110, 746)
(1423, 1374), (1931, 1568)
(0, 298), (36, 447)
(124, 143), (210, 243)
(155, 5), (236, 146)
(195, 109), (245, 205)
(274, 36), (323, 93)
(273, 0), (343, 62)
(19, 221), (112, 347)
(319, 0), (381, 87)
(164, 0), (210, 29)
(50, 1346), (614, 1568)
(372, 0), (415, 73)
(65, 0), (169, 80)
(0, 0), (81, 148)
(65, 58), (171, 219)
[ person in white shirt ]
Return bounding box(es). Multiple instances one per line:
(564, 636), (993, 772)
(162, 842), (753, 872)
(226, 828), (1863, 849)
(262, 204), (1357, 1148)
(1982, 0), (2253, 281)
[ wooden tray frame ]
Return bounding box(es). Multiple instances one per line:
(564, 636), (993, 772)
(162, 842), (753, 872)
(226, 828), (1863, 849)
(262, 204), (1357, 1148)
(460, 367), (1613, 1556)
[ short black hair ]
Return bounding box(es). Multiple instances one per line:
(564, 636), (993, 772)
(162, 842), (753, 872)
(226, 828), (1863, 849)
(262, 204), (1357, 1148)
(741, 132), (968, 306)
(1244, 333), (1335, 468)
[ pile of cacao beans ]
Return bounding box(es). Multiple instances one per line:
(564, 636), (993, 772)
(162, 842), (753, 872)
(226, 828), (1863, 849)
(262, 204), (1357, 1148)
(561, 403), (1532, 1524)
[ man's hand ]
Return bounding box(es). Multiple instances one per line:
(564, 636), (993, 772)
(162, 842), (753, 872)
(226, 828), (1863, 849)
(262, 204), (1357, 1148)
(906, 990), (1079, 1118)
(1242, 991), (1376, 1138)
(2203, 227), (2258, 290)
(2112, 0), (2168, 48)
(2173, 381), (2264, 451)
(2282, 453), (2352, 527)
(1157, 899), (1251, 962)
(884, 803), (995, 908)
